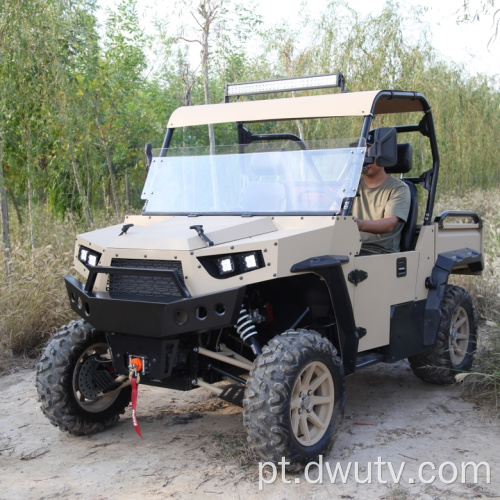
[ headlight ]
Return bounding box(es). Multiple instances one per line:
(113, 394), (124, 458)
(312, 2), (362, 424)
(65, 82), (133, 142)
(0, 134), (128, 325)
(218, 256), (235, 275)
(199, 251), (264, 279)
(79, 248), (89, 262)
(87, 253), (99, 266)
(78, 245), (101, 268)
(242, 253), (258, 271)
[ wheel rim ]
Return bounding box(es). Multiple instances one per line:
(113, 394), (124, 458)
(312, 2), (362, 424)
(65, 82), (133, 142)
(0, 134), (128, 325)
(449, 305), (470, 365)
(290, 361), (335, 447)
(72, 342), (121, 413)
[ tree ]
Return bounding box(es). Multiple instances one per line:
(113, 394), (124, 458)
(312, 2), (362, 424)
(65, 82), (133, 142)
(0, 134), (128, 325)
(0, 133), (10, 270)
(50, 0), (100, 228)
(0, 0), (102, 235)
(0, 0), (67, 248)
(458, 0), (499, 45)
(176, 1), (262, 147)
(0, 13), (11, 266)
(178, 0), (225, 154)
(91, 0), (148, 218)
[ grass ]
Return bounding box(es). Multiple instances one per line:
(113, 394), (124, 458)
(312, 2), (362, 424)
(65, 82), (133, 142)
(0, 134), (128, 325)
(0, 208), (121, 363)
(456, 321), (500, 409)
(211, 430), (256, 471)
(435, 190), (500, 316)
(434, 189), (500, 409)
(381, 485), (411, 500)
(0, 242), (73, 356)
(0, 189), (499, 406)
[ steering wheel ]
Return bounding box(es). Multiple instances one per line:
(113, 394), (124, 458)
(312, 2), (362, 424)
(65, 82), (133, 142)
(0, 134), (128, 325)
(296, 186), (343, 211)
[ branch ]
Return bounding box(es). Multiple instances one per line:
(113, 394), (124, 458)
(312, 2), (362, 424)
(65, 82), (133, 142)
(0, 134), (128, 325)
(179, 36), (203, 46)
(190, 10), (204, 30)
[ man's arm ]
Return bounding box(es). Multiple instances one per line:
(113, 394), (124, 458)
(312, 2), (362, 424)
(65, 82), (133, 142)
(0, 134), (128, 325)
(356, 214), (400, 234)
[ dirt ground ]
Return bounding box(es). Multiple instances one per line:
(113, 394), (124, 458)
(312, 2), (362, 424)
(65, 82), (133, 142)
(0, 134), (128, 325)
(1, 360), (498, 500)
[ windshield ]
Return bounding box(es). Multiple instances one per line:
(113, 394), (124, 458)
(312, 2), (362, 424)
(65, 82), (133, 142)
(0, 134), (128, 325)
(142, 140), (365, 215)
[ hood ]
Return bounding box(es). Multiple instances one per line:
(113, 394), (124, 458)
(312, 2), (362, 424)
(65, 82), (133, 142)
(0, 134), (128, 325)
(79, 216), (278, 252)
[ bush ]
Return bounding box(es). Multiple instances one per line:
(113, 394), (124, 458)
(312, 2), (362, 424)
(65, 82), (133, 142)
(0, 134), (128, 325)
(0, 210), (120, 359)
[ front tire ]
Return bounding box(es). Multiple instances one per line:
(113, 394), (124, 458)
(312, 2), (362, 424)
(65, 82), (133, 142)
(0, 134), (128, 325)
(409, 285), (477, 384)
(36, 319), (131, 435)
(243, 330), (345, 470)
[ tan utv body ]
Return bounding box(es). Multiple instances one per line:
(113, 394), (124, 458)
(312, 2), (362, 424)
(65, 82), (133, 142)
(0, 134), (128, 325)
(36, 74), (484, 470)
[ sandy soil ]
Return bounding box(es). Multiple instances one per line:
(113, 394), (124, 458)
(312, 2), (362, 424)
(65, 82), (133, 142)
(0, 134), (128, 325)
(1, 360), (498, 500)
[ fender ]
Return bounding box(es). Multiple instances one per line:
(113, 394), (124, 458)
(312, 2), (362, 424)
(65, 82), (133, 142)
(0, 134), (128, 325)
(423, 248), (483, 345)
(291, 255), (362, 375)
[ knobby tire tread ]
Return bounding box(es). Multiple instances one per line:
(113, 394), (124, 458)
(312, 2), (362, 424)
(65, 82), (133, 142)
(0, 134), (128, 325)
(36, 319), (130, 436)
(243, 329), (345, 471)
(409, 285), (477, 385)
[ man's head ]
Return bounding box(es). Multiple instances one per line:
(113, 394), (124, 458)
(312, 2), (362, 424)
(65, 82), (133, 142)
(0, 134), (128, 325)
(362, 131), (390, 183)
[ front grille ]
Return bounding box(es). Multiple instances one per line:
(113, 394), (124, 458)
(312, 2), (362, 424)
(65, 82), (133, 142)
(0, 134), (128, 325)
(108, 259), (185, 299)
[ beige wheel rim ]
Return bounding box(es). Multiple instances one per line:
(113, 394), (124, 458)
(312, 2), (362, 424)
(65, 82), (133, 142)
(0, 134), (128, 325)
(72, 342), (120, 413)
(290, 361), (335, 447)
(449, 306), (470, 365)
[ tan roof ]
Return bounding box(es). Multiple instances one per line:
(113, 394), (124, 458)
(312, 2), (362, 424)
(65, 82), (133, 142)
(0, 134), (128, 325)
(167, 90), (426, 128)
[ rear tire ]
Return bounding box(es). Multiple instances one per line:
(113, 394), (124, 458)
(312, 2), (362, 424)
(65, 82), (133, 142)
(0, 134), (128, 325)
(409, 285), (477, 384)
(243, 329), (345, 471)
(36, 319), (131, 435)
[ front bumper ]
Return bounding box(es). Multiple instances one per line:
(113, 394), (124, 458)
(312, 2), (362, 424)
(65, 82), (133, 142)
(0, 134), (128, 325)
(65, 273), (246, 338)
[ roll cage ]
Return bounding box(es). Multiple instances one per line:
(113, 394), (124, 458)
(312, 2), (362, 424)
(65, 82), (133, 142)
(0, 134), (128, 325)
(157, 73), (440, 225)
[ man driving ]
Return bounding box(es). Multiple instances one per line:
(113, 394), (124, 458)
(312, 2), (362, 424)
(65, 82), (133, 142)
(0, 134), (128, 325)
(353, 133), (411, 254)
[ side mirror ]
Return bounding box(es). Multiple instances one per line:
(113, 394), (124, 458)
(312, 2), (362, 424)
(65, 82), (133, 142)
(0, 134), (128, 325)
(367, 127), (397, 168)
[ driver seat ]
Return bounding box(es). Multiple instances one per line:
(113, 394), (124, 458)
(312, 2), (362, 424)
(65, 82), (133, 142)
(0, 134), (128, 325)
(385, 143), (418, 251)
(240, 151), (287, 211)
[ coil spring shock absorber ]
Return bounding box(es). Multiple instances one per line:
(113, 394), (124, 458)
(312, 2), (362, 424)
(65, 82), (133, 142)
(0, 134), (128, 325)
(236, 307), (262, 355)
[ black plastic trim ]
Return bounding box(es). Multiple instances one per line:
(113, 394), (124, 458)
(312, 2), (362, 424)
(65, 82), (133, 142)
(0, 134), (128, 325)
(65, 274), (246, 339)
(423, 249), (483, 345)
(348, 269), (368, 286)
(386, 300), (427, 361)
(291, 255), (359, 375)
(396, 257), (407, 278)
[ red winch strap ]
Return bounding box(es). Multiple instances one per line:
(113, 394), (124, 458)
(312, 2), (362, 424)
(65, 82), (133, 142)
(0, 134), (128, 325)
(130, 376), (143, 439)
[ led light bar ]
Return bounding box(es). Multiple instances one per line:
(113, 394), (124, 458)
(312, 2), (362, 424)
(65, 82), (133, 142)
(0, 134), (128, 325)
(225, 73), (345, 100)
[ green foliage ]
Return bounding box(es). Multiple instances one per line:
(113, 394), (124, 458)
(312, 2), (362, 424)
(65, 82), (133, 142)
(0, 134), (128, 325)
(1, 0), (499, 223)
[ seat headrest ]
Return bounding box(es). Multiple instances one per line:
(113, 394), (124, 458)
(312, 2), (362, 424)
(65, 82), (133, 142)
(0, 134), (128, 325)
(250, 150), (285, 176)
(384, 143), (413, 174)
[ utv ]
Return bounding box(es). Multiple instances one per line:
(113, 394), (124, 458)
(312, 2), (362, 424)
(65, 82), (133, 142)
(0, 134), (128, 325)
(36, 73), (484, 469)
